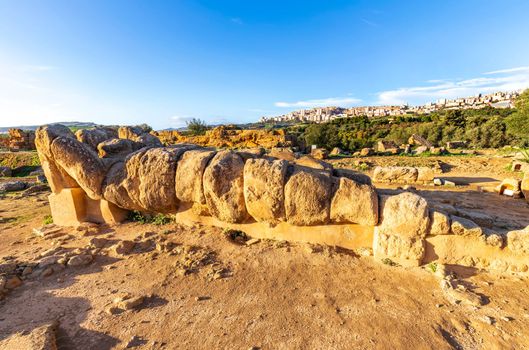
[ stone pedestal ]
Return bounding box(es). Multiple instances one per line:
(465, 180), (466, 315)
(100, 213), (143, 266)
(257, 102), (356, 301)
(49, 188), (128, 226)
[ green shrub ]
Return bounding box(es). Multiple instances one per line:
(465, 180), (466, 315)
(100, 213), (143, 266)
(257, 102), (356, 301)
(128, 211), (173, 225)
(43, 215), (53, 225)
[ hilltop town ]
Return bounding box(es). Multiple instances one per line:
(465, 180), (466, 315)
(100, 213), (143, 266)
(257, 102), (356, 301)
(259, 90), (521, 124)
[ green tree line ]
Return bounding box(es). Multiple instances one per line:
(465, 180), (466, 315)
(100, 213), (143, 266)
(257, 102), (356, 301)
(290, 90), (529, 151)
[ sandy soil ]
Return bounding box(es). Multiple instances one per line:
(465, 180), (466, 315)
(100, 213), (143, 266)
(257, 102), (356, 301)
(1, 190), (529, 349)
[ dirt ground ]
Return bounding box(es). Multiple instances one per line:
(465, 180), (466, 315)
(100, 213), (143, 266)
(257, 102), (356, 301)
(1, 189), (529, 349)
(1, 152), (529, 349)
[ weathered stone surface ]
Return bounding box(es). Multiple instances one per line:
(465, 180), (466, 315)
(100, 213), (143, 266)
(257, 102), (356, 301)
(416, 167), (435, 183)
(97, 138), (144, 158)
(376, 192), (430, 239)
(483, 228), (504, 248)
(294, 156), (333, 172)
(102, 162), (143, 211)
(408, 134), (433, 148)
(175, 149), (216, 205)
(0, 322), (58, 350)
(429, 210), (451, 235)
(50, 137), (107, 199)
(35, 125), (79, 193)
(118, 126), (162, 147)
(243, 158), (288, 222)
(521, 172), (529, 202)
(333, 168), (372, 185)
(269, 147), (296, 161)
(284, 166), (332, 225)
(67, 254), (93, 267)
(203, 150), (248, 223)
(103, 148), (181, 212)
(113, 240), (135, 255)
(311, 148), (328, 160)
(507, 226), (529, 254)
(76, 127), (118, 150)
(373, 166), (418, 184)
(35, 124), (76, 158)
(330, 177), (378, 226)
(450, 215), (483, 237)
(496, 178), (522, 197)
(373, 231), (425, 266)
(0, 181), (26, 192)
(360, 148), (374, 156)
(456, 209), (493, 228)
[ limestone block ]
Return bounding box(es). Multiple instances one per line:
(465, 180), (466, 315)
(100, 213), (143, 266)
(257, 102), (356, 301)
(50, 136), (107, 199)
(429, 210), (451, 235)
(175, 149), (216, 205)
(85, 197), (129, 224)
(450, 215), (483, 238)
(330, 177), (378, 226)
(76, 127), (117, 151)
(102, 161), (144, 211)
(496, 178), (522, 198)
(373, 231), (425, 266)
(122, 147), (181, 213)
(333, 168), (372, 185)
(294, 156), (333, 172)
(417, 167), (435, 183)
(373, 166), (418, 184)
(203, 150), (248, 223)
(243, 158), (288, 222)
(35, 125), (79, 193)
(507, 226), (529, 254)
(284, 166), (332, 226)
(377, 192), (430, 239)
(49, 188), (87, 227)
(97, 138), (144, 158)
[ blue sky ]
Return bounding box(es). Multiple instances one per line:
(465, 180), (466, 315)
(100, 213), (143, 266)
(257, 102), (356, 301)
(1, 0), (529, 129)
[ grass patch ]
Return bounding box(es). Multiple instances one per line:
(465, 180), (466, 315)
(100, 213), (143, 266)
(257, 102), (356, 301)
(381, 258), (398, 267)
(43, 214), (53, 225)
(128, 211), (173, 225)
(427, 262), (438, 273)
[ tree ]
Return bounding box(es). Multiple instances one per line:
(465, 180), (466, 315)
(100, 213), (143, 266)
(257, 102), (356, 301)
(186, 118), (208, 136)
(506, 89), (529, 145)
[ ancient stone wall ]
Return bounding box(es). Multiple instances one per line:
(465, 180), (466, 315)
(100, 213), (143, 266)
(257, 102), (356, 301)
(34, 125), (529, 274)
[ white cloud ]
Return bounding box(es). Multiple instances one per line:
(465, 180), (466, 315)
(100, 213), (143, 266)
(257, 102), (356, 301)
(170, 115), (194, 127)
(484, 66), (529, 75)
(230, 17), (243, 25)
(376, 66), (529, 105)
(275, 97), (362, 108)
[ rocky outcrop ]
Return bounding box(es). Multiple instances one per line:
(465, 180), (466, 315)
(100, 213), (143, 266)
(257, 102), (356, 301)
(203, 150), (248, 223)
(243, 158), (288, 223)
